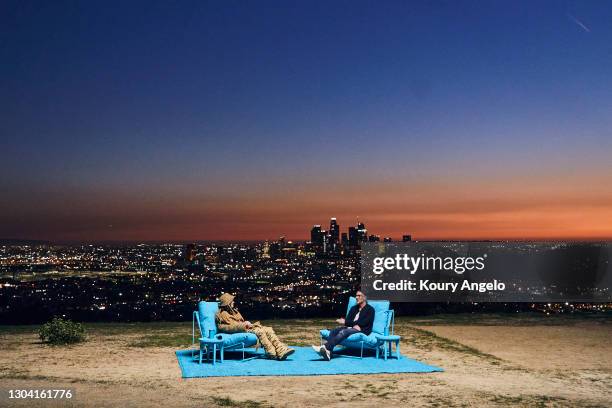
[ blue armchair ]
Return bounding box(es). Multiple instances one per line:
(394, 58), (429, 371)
(192, 301), (259, 364)
(320, 297), (395, 359)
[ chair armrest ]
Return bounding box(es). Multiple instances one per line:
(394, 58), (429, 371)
(371, 333), (386, 340)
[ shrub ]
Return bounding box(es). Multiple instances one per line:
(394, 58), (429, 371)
(39, 318), (86, 345)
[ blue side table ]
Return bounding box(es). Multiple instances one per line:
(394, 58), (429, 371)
(376, 335), (401, 360)
(199, 337), (225, 365)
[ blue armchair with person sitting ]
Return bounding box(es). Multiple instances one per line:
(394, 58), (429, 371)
(312, 290), (375, 361)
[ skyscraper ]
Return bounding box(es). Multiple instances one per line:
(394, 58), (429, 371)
(357, 222), (368, 242)
(341, 232), (349, 254)
(329, 217), (340, 253)
(310, 225), (328, 254)
(348, 226), (359, 248)
(311, 225), (324, 248)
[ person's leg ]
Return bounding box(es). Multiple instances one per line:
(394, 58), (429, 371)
(324, 327), (359, 352)
(313, 326), (349, 360)
(261, 326), (294, 359)
(249, 327), (277, 358)
(264, 327), (295, 360)
(327, 326), (344, 338)
(322, 326), (343, 349)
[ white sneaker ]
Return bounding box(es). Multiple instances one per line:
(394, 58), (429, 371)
(312, 344), (331, 361)
(319, 345), (331, 361)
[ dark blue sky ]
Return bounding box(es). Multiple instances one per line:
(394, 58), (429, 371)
(2, 1), (612, 241)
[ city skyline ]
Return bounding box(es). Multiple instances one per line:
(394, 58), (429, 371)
(1, 213), (609, 244)
(2, 1), (612, 242)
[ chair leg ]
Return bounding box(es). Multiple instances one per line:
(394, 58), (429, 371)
(396, 341), (400, 359)
(239, 342), (259, 361)
(212, 344), (217, 366)
(360, 342), (364, 359)
(220, 345), (224, 363)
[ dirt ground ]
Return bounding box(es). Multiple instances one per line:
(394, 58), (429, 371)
(1, 315), (610, 407)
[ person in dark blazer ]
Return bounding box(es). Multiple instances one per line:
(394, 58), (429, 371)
(312, 290), (375, 360)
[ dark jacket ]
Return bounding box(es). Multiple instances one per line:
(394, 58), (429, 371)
(345, 303), (375, 335)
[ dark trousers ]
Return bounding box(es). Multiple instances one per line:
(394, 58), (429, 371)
(324, 326), (359, 351)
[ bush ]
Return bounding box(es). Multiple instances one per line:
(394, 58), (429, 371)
(39, 318), (86, 345)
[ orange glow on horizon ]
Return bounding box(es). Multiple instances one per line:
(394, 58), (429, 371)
(4, 172), (612, 242)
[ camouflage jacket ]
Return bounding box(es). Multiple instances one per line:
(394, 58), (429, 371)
(215, 308), (248, 333)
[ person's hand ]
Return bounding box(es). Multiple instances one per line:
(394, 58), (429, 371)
(336, 318), (345, 325)
(353, 325), (361, 331)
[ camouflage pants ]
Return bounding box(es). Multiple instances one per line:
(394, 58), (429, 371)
(248, 324), (289, 357)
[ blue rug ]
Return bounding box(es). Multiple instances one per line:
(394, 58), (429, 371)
(175, 346), (443, 378)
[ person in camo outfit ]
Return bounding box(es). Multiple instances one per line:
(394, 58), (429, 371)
(215, 293), (295, 360)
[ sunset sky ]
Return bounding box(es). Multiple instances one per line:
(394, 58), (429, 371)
(2, 1), (612, 242)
